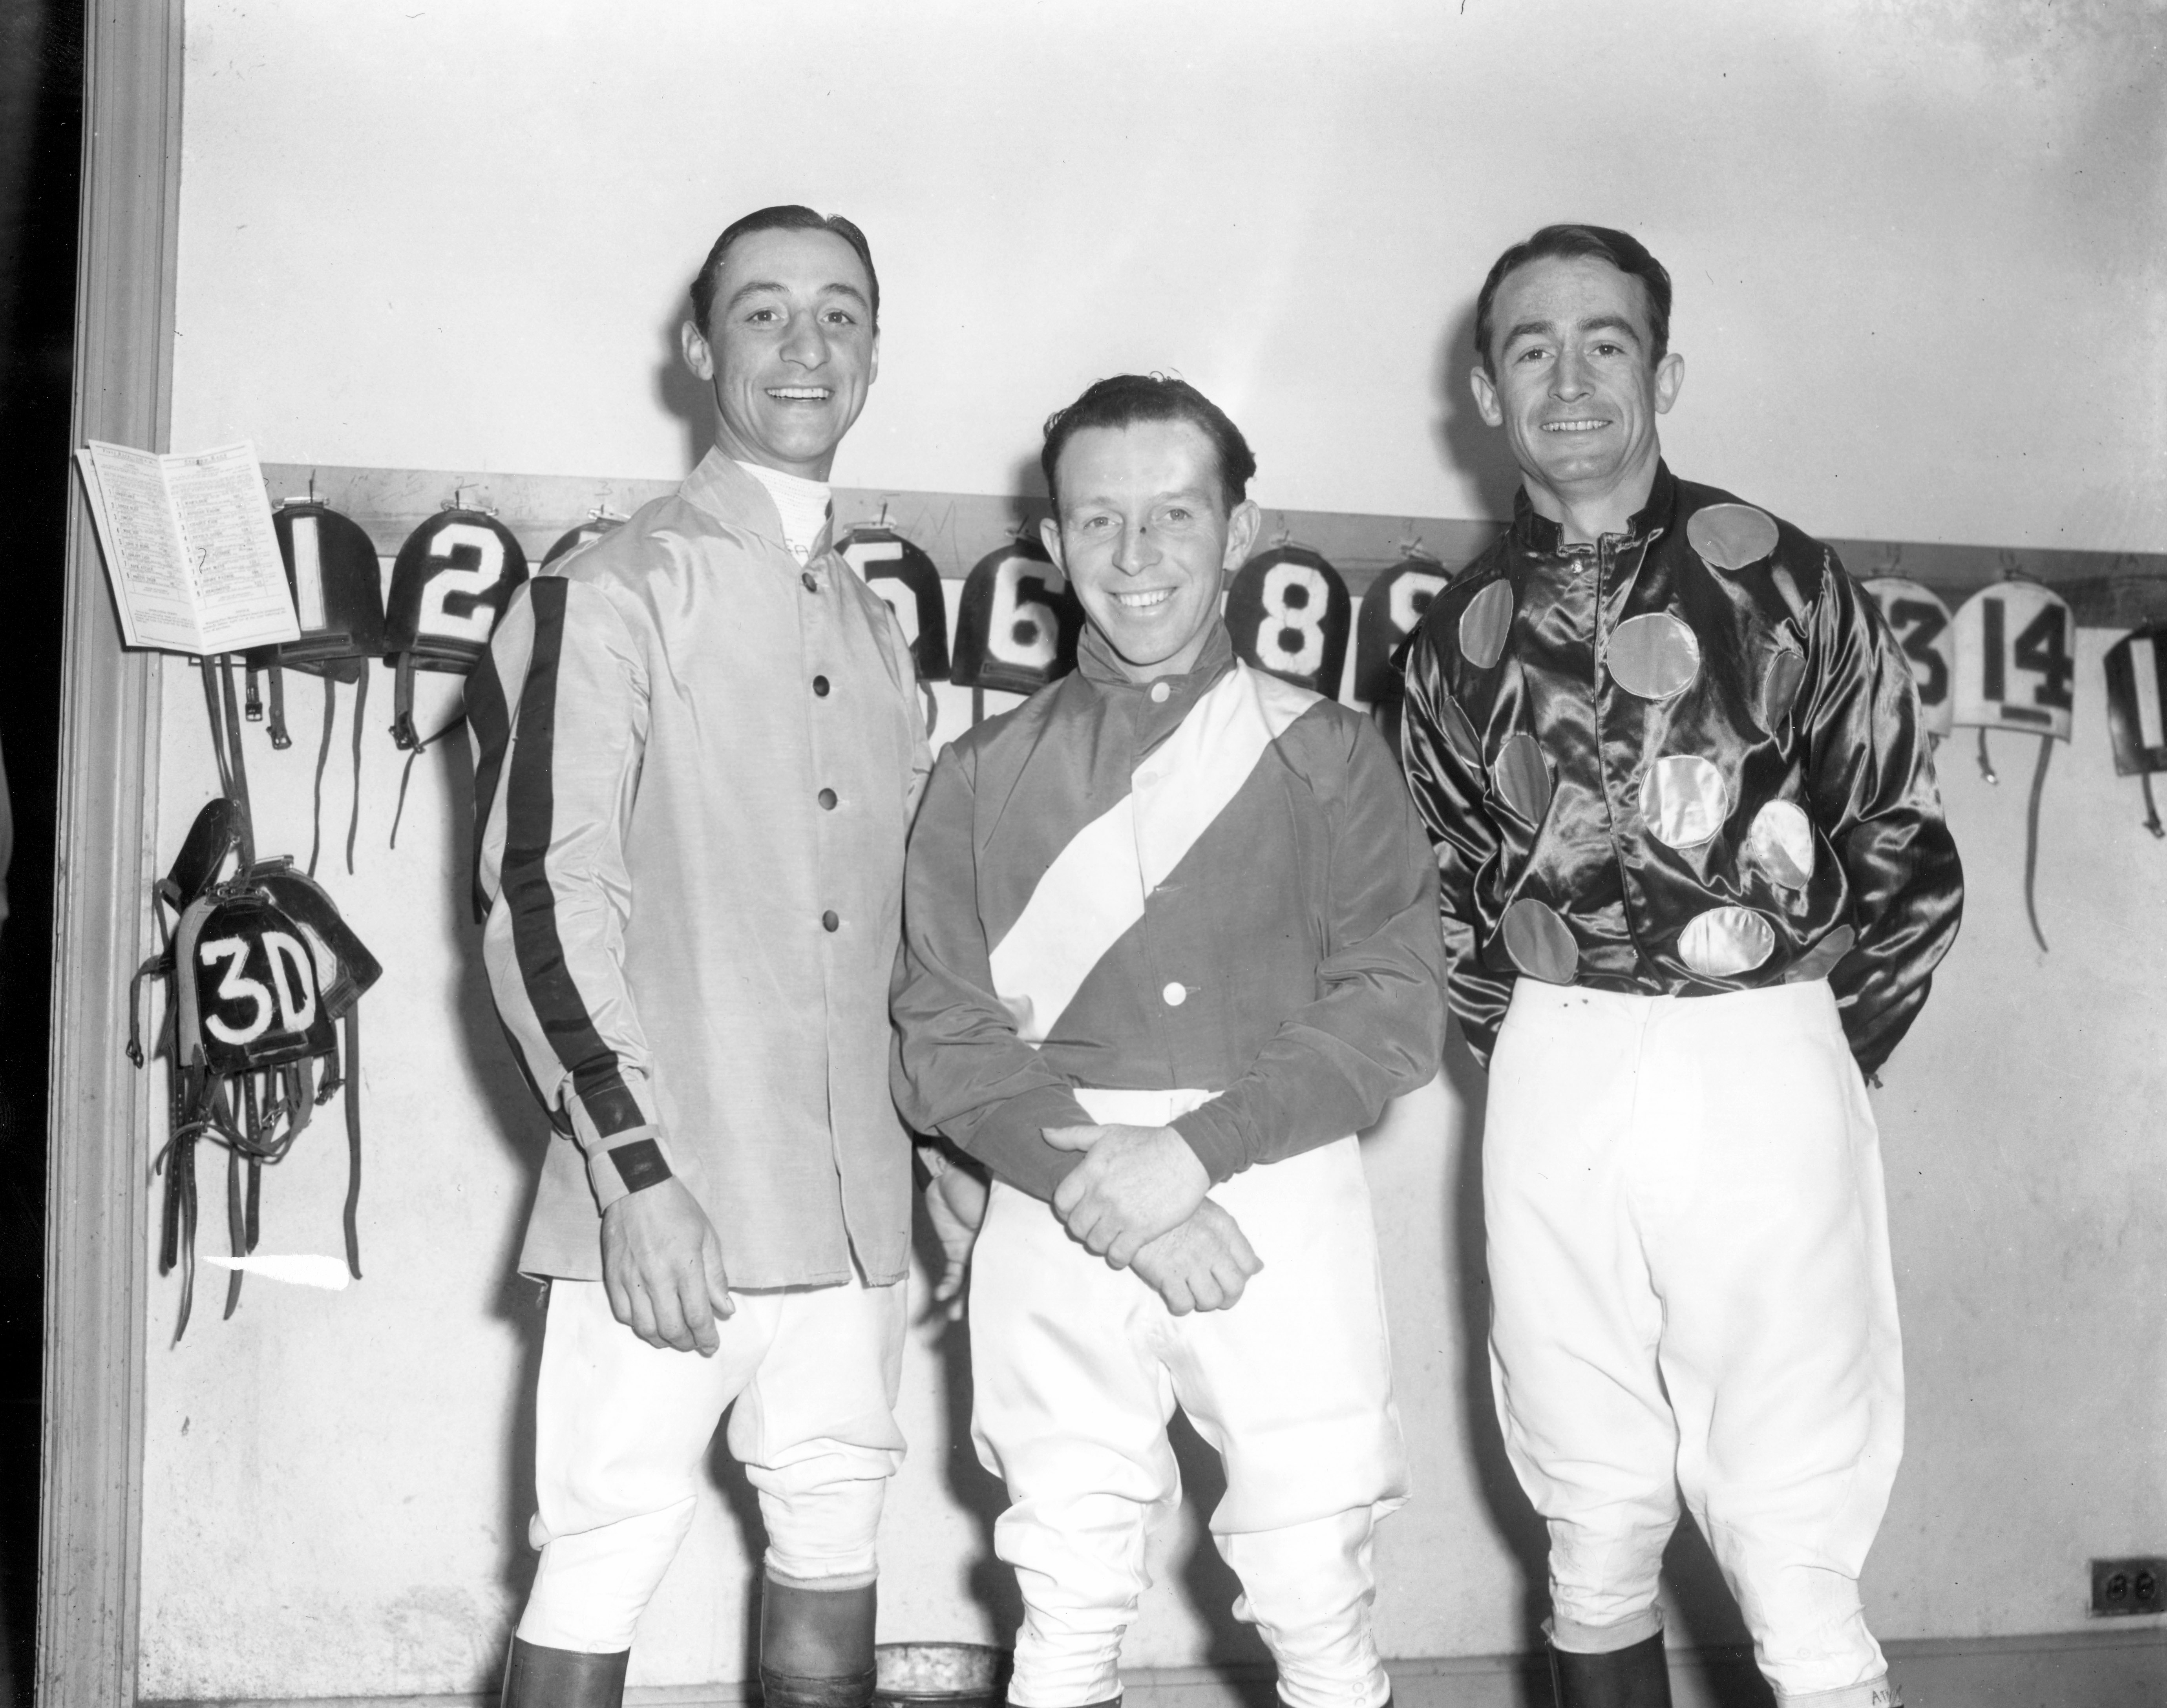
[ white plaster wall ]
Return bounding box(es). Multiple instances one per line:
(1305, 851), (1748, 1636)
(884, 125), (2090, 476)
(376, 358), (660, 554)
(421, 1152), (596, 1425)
(139, 0), (2167, 1696)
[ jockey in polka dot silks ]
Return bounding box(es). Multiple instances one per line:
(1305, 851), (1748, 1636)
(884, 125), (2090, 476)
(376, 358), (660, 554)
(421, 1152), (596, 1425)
(1400, 225), (1961, 1708)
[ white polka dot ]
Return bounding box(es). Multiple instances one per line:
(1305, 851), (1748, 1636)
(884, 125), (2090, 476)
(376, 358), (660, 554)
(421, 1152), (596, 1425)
(1500, 898), (1578, 985)
(1741, 800), (1816, 889)
(1677, 907), (1776, 977)
(1458, 581), (1515, 669)
(1162, 982), (1188, 1007)
(1687, 503), (1781, 571)
(1641, 754), (1729, 848)
(1491, 733), (1554, 825)
(1607, 613), (1702, 700)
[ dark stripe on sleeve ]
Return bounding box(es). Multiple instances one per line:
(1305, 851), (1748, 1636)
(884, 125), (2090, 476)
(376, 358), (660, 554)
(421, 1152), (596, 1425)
(466, 642), (513, 925)
(500, 578), (647, 1137)
(608, 1138), (672, 1193)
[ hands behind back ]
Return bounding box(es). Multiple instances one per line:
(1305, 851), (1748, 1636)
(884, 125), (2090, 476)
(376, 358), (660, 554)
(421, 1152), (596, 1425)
(921, 1156), (990, 1321)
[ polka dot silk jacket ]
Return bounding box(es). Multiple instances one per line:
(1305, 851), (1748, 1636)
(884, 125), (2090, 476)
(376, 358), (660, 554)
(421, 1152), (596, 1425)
(1400, 464), (1962, 1077)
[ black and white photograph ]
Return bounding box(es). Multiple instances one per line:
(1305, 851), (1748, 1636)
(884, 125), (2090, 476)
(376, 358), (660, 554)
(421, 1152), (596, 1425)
(3, 4), (2162, 1706)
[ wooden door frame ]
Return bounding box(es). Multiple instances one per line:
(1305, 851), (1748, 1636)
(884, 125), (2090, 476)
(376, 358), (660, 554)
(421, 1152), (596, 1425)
(41, 3), (184, 1702)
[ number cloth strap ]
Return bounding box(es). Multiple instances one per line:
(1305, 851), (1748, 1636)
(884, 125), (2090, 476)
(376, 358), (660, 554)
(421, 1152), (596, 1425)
(2022, 736), (2054, 952)
(309, 681), (337, 878)
(198, 656), (256, 869)
(342, 1007), (363, 1279)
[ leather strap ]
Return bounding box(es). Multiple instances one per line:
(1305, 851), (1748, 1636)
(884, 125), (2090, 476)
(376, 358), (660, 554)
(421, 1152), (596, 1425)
(266, 660), (292, 749)
(347, 666), (369, 873)
(309, 678), (338, 878)
(342, 1008), (363, 1281)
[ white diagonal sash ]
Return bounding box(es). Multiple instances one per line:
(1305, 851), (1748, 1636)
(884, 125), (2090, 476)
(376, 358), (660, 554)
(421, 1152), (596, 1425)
(988, 664), (1316, 1043)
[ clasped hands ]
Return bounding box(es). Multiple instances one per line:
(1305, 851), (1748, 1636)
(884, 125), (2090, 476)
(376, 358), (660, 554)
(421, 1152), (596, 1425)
(1043, 1122), (1262, 1315)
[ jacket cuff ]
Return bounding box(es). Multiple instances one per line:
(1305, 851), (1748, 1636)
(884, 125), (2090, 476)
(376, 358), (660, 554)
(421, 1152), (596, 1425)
(582, 1125), (677, 1211)
(1171, 1100), (1251, 1185)
(962, 1084), (1095, 1200)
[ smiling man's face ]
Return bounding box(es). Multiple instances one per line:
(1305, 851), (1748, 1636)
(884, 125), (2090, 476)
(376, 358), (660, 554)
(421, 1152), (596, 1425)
(1041, 418), (1260, 683)
(680, 226), (879, 481)
(1471, 253), (1682, 528)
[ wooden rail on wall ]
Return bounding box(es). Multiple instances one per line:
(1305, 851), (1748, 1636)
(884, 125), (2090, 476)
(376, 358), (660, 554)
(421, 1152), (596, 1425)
(263, 463), (2167, 624)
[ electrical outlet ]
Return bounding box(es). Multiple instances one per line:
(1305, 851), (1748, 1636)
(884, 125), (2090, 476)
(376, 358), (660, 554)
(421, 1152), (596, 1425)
(2090, 1557), (2167, 1616)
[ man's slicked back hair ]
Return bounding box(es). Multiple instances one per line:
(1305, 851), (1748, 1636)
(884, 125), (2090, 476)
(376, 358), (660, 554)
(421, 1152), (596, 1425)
(1473, 224), (1672, 374)
(1041, 374), (1257, 515)
(690, 205), (879, 337)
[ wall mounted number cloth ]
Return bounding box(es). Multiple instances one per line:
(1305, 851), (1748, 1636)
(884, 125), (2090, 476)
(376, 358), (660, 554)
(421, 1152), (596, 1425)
(245, 500), (388, 874)
(838, 522), (951, 682)
(1224, 544), (1351, 699)
(950, 537), (1083, 696)
(1353, 556), (1453, 708)
(543, 513), (628, 567)
(1951, 579), (2073, 949)
(1862, 578), (1954, 739)
(130, 796), (381, 1341)
(1951, 579), (2074, 741)
(2103, 621), (2167, 835)
(384, 506), (530, 750)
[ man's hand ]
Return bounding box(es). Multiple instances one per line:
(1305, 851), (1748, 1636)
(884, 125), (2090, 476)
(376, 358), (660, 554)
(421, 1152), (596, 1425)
(1128, 1200), (1263, 1316)
(921, 1161), (990, 1322)
(600, 1178), (733, 1355)
(1043, 1123), (1211, 1267)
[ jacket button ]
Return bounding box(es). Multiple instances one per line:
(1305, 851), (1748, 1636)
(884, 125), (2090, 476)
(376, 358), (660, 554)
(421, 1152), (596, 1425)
(812, 674), (831, 696)
(802, 570), (819, 592)
(822, 910), (840, 932)
(1162, 982), (1187, 1007)
(818, 788), (837, 810)
(1149, 681), (1171, 704)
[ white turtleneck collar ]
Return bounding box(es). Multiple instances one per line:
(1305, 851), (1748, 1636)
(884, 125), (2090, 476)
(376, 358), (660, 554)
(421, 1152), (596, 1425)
(735, 460), (831, 564)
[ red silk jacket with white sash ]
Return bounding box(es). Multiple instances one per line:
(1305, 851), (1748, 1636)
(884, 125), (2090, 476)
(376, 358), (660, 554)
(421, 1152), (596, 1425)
(471, 450), (929, 1286)
(1400, 464), (1962, 1077)
(892, 622), (1445, 1199)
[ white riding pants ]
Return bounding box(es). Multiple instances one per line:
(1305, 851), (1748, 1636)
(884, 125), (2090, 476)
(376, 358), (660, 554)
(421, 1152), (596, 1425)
(517, 1271), (908, 1652)
(1486, 979), (1903, 1707)
(970, 1088), (1407, 1708)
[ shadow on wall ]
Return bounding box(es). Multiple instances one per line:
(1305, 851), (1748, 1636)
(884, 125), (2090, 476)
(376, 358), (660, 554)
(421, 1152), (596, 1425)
(1431, 295), (1522, 528)
(910, 1209), (1027, 1646)
(426, 726), (553, 1660)
(658, 280), (711, 475)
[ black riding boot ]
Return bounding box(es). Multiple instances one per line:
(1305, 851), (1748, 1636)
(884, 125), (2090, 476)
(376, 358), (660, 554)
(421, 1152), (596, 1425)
(1548, 1631), (1673, 1708)
(759, 1575), (879, 1708)
(499, 1637), (630, 1708)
